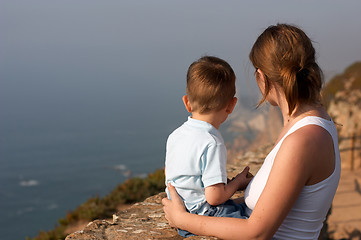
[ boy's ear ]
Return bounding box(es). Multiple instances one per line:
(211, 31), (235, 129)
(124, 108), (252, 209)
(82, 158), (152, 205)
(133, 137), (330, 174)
(226, 97), (237, 114)
(182, 95), (192, 113)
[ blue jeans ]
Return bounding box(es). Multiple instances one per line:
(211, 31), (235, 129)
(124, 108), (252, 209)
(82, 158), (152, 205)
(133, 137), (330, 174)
(178, 199), (250, 238)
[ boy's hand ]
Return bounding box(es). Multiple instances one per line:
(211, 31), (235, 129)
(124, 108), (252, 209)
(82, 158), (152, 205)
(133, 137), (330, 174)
(206, 166), (253, 205)
(229, 166), (253, 191)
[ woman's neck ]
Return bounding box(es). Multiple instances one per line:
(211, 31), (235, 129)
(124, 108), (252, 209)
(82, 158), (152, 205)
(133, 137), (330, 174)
(283, 102), (328, 126)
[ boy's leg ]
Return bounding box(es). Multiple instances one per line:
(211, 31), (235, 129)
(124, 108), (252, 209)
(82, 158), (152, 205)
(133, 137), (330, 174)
(177, 201), (249, 237)
(176, 206), (206, 238)
(177, 228), (196, 238)
(211, 199), (249, 219)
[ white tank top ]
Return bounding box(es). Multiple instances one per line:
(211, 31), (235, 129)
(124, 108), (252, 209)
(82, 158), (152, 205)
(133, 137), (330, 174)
(244, 116), (341, 240)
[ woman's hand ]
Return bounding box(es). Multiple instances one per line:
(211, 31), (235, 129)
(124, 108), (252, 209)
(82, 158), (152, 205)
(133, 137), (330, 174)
(162, 183), (187, 228)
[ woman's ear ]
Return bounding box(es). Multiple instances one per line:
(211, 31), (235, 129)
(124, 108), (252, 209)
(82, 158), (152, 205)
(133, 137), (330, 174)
(255, 69), (267, 94)
(256, 69), (280, 106)
(182, 95), (192, 113)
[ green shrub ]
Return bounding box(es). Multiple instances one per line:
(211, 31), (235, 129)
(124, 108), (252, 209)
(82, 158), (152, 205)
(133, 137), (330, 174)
(30, 168), (165, 240)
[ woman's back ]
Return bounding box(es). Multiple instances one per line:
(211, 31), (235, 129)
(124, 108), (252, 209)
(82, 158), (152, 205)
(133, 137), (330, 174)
(245, 116), (341, 239)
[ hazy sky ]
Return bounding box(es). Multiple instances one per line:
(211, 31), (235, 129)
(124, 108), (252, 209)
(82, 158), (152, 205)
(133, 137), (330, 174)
(1, 1), (361, 90)
(1, 0), (361, 120)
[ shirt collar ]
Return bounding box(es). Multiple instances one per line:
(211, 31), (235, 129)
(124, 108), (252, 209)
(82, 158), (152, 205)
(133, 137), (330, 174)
(185, 116), (223, 142)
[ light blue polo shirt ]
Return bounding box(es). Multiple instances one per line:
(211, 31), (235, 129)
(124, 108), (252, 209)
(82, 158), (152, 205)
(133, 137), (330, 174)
(165, 117), (227, 213)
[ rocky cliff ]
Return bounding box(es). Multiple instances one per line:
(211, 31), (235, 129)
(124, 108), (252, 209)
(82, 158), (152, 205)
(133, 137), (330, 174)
(223, 98), (283, 161)
(65, 145), (270, 240)
(324, 62), (361, 170)
(65, 62), (361, 240)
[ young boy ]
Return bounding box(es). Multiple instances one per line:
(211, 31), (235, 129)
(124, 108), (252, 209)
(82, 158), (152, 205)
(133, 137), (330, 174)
(165, 56), (252, 237)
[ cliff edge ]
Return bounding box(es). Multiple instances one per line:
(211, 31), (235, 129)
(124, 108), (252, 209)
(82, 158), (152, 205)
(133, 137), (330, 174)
(65, 146), (270, 240)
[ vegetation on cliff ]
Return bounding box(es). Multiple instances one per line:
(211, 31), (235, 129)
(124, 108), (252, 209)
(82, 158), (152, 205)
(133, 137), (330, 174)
(322, 61), (361, 106)
(28, 169), (165, 240)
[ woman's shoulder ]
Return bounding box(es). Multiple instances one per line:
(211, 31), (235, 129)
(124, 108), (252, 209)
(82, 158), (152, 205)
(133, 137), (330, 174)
(285, 114), (333, 146)
(276, 121), (331, 165)
(279, 122), (335, 183)
(283, 123), (332, 156)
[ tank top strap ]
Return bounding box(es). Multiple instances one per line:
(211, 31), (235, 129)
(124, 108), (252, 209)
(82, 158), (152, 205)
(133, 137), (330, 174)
(275, 116), (336, 151)
(286, 116), (334, 138)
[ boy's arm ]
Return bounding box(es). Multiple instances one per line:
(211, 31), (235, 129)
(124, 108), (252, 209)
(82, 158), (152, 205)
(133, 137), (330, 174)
(204, 167), (252, 206)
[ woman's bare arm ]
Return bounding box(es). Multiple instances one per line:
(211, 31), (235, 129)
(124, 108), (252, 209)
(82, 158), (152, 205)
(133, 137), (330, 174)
(163, 126), (328, 239)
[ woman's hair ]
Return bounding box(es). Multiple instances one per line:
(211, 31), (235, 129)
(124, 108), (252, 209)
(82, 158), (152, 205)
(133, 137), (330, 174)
(249, 23), (323, 115)
(186, 56), (236, 113)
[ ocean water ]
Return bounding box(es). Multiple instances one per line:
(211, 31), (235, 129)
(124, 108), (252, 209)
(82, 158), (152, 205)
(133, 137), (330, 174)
(0, 77), (248, 240)
(0, 70), (191, 239)
(0, 67), (250, 240)
(1, 109), (186, 239)
(0, 33), (252, 238)
(0, 3), (260, 239)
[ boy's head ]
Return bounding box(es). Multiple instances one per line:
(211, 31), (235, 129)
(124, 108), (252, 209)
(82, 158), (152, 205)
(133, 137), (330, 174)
(185, 56), (236, 114)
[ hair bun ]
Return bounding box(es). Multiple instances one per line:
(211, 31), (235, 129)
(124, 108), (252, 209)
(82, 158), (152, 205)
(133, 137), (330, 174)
(296, 68), (309, 81)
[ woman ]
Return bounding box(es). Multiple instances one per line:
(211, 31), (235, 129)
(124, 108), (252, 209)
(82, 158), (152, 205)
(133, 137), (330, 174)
(162, 24), (341, 240)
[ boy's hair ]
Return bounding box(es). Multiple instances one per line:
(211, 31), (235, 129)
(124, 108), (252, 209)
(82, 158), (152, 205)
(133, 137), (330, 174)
(186, 56), (236, 113)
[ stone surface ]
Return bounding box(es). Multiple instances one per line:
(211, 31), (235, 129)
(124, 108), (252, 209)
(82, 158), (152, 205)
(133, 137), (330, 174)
(66, 147), (267, 240)
(65, 192), (214, 240)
